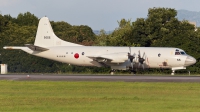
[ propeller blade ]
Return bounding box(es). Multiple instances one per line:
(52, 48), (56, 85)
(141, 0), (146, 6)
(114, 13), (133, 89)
(129, 47), (131, 54)
(131, 62), (133, 69)
(142, 64), (144, 70)
(138, 50), (141, 58)
(142, 52), (145, 58)
(138, 63), (141, 68)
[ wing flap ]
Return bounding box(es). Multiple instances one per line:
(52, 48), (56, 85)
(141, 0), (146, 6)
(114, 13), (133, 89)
(88, 52), (128, 63)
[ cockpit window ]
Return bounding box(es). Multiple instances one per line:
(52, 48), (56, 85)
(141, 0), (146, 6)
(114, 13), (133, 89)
(180, 51), (186, 55)
(175, 50), (187, 55)
(175, 49), (179, 52)
(175, 52), (180, 55)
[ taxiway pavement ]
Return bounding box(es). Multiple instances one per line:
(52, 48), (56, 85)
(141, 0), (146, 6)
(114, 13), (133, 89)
(0, 74), (200, 82)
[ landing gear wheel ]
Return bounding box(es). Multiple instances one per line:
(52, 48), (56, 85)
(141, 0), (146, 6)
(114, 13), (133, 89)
(171, 70), (175, 75)
(129, 68), (136, 75)
(110, 69), (115, 75)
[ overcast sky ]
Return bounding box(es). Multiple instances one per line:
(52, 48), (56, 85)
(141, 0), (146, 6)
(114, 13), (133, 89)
(1, 0), (200, 30)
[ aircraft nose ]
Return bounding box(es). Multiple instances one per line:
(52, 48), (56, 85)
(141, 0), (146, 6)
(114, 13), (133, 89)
(184, 56), (196, 66)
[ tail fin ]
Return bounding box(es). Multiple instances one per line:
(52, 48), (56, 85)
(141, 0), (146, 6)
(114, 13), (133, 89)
(34, 17), (82, 47)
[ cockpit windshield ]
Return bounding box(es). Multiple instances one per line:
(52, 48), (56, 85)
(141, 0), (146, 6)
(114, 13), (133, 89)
(180, 51), (186, 55)
(175, 49), (187, 55)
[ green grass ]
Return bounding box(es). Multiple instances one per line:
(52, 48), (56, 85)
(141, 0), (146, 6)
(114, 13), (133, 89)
(0, 81), (200, 112)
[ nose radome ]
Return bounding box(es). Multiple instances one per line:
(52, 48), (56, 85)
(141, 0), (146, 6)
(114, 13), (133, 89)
(184, 56), (196, 66)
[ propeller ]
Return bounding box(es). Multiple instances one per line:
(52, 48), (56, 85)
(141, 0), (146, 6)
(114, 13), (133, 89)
(137, 50), (146, 69)
(128, 47), (136, 70)
(128, 52), (136, 69)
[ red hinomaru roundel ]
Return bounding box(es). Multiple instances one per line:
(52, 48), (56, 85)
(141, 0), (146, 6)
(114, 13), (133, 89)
(74, 53), (79, 59)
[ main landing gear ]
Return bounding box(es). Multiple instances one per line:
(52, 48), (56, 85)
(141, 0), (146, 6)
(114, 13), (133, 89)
(130, 69), (136, 75)
(171, 70), (175, 75)
(110, 69), (116, 75)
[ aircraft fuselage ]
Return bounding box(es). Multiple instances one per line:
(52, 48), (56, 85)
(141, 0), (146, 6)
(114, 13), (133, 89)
(29, 46), (193, 70)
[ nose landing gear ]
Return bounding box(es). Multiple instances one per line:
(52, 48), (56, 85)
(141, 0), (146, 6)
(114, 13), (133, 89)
(171, 70), (175, 75)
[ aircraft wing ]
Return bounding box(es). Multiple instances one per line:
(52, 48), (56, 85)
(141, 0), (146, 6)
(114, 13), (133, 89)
(88, 52), (128, 63)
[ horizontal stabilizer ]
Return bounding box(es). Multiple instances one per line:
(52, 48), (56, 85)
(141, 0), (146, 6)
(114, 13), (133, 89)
(3, 46), (28, 50)
(25, 44), (49, 51)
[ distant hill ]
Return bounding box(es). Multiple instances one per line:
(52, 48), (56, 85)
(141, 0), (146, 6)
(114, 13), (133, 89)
(93, 30), (113, 35)
(177, 10), (200, 27)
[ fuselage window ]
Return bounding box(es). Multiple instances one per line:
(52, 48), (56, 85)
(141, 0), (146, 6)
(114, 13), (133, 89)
(158, 53), (161, 57)
(175, 52), (180, 55)
(71, 52), (73, 54)
(82, 52), (85, 55)
(66, 52), (68, 54)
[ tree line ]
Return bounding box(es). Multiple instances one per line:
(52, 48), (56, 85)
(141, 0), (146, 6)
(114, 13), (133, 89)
(0, 8), (200, 74)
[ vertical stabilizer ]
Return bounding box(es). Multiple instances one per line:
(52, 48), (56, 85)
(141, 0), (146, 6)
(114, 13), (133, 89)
(34, 17), (82, 47)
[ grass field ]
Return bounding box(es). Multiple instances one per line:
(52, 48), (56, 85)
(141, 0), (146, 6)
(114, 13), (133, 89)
(0, 81), (200, 112)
